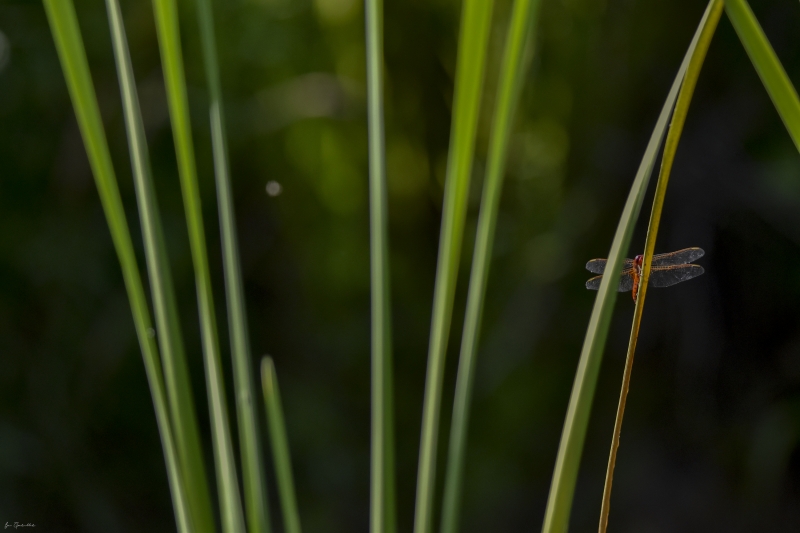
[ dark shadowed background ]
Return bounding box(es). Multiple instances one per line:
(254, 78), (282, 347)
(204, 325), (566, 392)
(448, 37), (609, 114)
(2, 0), (800, 531)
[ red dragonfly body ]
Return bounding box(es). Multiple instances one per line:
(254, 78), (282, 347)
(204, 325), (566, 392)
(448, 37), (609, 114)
(585, 247), (705, 301)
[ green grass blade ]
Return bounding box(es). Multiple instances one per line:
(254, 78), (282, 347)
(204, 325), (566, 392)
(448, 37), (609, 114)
(539, 3), (717, 532)
(725, 0), (800, 152)
(104, 1), (216, 530)
(438, 1), (540, 532)
(261, 357), (302, 533)
(41, 2), (190, 530)
(413, 1), (495, 532)
(364, 0), (396, 531)
(151, 0), (245, 530)
(194, 0), (271, 531)
(597, 3), (724, 532)
(640, 1), (722, 289)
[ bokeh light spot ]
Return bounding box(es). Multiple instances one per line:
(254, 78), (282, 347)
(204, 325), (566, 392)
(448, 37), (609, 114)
(266, 180), (283, 196)
(387, 138), (429, 198)
(514, 119), (570, 179)
(314, 0), (359, 25)
(0, 30), (10, 74)
(526, 232), (569, 283)
(318, 128), (364, 215)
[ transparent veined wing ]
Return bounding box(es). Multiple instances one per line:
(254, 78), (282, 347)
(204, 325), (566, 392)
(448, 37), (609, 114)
(650, 247), (704, 267)
(648, 264), (704, 288)
(585, 257), (635, 274)
(586, 271), (636, 292)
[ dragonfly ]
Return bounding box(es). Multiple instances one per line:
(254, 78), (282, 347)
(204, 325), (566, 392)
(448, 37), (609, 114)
(585, 247), (705, 301)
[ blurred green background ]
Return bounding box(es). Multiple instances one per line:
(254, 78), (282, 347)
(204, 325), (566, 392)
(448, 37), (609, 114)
(2, 0), (800, 531)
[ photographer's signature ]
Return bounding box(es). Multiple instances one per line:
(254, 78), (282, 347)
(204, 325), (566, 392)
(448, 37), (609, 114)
(4, 523), (34, 530)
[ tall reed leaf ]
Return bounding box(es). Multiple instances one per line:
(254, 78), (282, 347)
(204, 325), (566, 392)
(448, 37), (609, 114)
(438, 1), (540, 532)
(261, 357), (302, 533)
(539, 3), (717, 532)
(725, 0), (800, 152)
(104, 2), (215, 530)
(413, 0), (495, 531)
(151, 0), (245, 530)
(364, 0), (396, 530)
(598, 2), (723, 532)
(194, 0), (271, 530)
(42, 1), (190, 530)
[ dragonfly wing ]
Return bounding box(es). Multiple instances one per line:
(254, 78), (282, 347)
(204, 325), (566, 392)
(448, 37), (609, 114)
(585, 259), (607, 274)
(618, 272), (634, 292)
(586, 271), (635, 292)
(651, 247), (705, 267)
(648, 264), (704, 288)
(585, 275), (603, 290)
(586, 258), (634, 274)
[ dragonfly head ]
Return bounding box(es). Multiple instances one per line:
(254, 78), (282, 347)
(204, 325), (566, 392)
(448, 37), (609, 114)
(633, 254), (644, 269)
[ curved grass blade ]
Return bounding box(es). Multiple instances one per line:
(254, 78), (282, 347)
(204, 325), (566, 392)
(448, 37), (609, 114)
(104, 2), (216, 530)
(151, 0), (245, 530)
(364, 0), (396, 530)
(438, 1), (541, 532)
(194, 0), (271, 530)
(413, 1), (495, 532)
(597, 2), (724, 532)
(725, 0), (800, 152)
(41, 2), (190, 530)
(261, 357), (302, 533)
(540, 3), (717, 532)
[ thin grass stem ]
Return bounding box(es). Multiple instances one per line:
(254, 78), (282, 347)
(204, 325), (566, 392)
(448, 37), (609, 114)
(104, 2), (216, 529)
(413, 1), (495, 532)
(261, 357), (303, 533)
(151, 0), (245, 530)
(364, 0), (396, 530)
(539, 4), (718, 531)
(194, 0), (271, 530)
(438, 1), (540, 532)
(598, 3), (723, 532)
(724, 0), (800, 152)
(42, 2), (190, 530)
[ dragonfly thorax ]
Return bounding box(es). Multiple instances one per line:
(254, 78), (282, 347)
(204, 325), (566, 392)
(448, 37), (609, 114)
(631, 255), (643, 301)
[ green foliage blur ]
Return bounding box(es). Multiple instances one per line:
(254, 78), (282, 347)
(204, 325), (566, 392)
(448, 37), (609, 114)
(2, 0), (800, 531)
